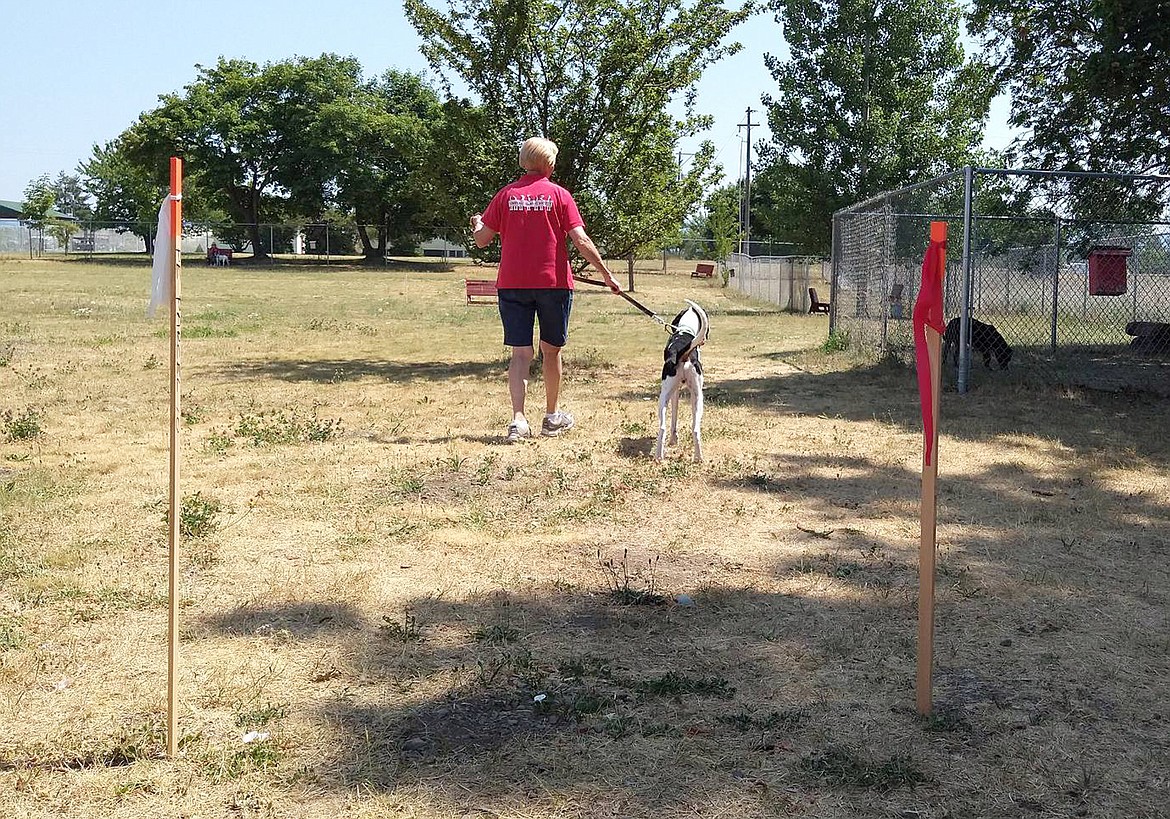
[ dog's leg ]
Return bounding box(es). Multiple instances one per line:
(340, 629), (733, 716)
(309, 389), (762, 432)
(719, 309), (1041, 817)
(691, 370), (704, 463)
(669, 377), (680, 447)
(655, 376), (675, 461)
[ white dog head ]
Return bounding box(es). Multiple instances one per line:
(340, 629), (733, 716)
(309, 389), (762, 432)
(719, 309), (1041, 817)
(662, 300), (710, 378)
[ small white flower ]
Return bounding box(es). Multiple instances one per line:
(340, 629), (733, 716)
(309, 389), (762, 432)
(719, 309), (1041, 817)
(533, 693), (547, 703)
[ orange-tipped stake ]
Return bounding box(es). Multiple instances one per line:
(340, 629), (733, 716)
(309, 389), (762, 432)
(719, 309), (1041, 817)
(913, 221), (947, 714)
(167, 157), (183, 757)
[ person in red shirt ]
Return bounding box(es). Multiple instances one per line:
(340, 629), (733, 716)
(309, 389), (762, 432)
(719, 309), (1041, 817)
(471, 137), (621, 442)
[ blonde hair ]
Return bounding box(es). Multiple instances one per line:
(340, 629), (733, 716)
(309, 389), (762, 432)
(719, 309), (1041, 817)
(519, 137), (558, 174)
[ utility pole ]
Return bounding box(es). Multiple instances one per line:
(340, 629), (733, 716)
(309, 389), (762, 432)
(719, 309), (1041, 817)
(738, 107), (756, 255)
(673, 150), (695, 270)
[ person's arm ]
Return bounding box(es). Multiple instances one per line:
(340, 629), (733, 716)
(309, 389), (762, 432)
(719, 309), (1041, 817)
(568, 226), (621, 292)
(469, 213), (497, 249)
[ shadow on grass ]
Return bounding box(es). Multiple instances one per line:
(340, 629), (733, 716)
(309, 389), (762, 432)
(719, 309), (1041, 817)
(213, 358), (504, 384)
(692, 354), (1170, 466)
(199, 600), (365, 638)
(182, 430), (1170, 815)
(180, 350), (1170, 814)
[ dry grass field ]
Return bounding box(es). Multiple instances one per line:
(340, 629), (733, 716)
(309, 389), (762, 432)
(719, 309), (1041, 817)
(1, 254), (1167, 819)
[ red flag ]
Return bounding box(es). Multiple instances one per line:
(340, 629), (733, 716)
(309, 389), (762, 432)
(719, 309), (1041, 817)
(913, 226), (947, 466)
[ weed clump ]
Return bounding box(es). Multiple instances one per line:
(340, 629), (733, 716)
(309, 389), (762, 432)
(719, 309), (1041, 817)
(636, 671), (735, 700)
(236, 409), (342, 446)
(800, 746), (926, 791)
(3, 409), (43, 441)
(163, 492), (224, 539)
(821, 331), (851, 353)
(598, 548), (667, 606)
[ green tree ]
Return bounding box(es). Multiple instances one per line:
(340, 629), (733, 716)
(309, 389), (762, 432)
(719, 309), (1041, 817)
(125, 55), (367, 259)
(757, 0), (994, 254)
(20, 175), (55, 229)
(682, 183), (740, 261)
(51, 172), (93, 221)
(20, 175), (55, 257)
(45, 218), (80, 254)
(970, 0), (1170, 174)
(330, 70), (443, 261)
(706, 184), (740, 264)
(81, 138), (164, 252)
(404, 0), (749, 285)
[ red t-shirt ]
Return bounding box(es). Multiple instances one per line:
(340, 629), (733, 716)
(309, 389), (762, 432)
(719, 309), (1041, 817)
(481, 173), (584, 289)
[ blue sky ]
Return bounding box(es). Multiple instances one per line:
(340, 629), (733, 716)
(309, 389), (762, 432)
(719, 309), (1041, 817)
(0, 0), (1013, 200)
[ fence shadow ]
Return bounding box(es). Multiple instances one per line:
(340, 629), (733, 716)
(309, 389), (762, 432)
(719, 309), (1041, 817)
(700, 356), (1170, 466)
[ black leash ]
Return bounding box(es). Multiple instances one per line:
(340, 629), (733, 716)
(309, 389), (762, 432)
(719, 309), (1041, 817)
(576, 275), (671, 330)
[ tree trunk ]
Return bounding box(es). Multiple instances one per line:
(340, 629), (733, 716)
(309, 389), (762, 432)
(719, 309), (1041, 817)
(357, 224), (375, 258)
(245, 222), (266, 260)
(626, 252), (636, 293)
(376, 222), (388, 261)
(245, 187), (269, 260)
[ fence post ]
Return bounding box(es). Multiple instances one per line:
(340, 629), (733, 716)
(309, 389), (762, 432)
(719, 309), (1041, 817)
(1051, 217), (1062, 351)
(1132, 254), (1139, 324)
(828, 214), (839, 335)
(958, 165), (974, 395)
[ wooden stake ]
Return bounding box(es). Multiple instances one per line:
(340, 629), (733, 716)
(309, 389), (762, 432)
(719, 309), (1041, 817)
(916, 220), (947, 715)
(916, 327), (941, 714)
(167, 157), (183, 757)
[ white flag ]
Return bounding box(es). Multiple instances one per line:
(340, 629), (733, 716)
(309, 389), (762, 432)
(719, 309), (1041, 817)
(148, 197), (173, 318)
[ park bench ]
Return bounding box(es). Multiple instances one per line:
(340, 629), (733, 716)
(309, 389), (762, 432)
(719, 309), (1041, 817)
(465, 279), (498, 304)
(691, 262), (716, 278)
(808, 287), (831, 314)
(207, 246), (233, 266)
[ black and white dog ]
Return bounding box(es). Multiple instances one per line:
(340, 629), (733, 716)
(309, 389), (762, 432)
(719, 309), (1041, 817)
(941, 317), (1013, 370)
(655, 300), (710, 462)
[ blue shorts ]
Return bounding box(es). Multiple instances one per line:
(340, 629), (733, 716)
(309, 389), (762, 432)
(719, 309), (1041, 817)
(498, 288), (574, 348)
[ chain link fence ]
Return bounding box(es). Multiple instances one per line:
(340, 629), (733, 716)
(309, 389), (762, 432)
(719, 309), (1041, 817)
(0, 221), (476, 259)
(831, 167), (1170, 395)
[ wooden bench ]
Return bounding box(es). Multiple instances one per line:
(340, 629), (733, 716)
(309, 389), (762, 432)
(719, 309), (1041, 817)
(207, 246), (233, 266)
(809, 287), (831, 314)
(691, 262), (716, 278)
(465, 279), (498, 304)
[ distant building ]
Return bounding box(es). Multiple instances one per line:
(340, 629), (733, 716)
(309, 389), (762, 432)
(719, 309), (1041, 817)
(0, 199), (78, 221)
(419, 237), (469, 258)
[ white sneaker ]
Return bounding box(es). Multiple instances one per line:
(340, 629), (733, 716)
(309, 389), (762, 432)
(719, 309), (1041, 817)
(541, 411), (575, 437)
(506, 418), (531, 443)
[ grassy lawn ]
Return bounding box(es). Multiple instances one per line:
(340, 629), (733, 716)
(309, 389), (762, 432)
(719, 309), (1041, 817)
(1, 255), (1167, 818)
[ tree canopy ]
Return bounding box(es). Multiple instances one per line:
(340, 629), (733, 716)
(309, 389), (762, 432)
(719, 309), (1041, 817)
(404, 0), (751, 275)
(123, 55), (369, 257)
(755, 0), (994, 254)
(80, 139), (164, 250)
(330, 70), (443, 259)
(20, 175), (56, 230)
(970, 0), (1170, 174)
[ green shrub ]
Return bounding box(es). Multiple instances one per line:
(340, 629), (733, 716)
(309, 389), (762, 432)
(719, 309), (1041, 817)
(163, 492), (224, 539)
(821, 331), (851, 353)
(3, 409), (43, 441)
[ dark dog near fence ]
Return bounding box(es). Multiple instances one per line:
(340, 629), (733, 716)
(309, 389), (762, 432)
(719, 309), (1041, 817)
(941, 317), (1013, 370)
